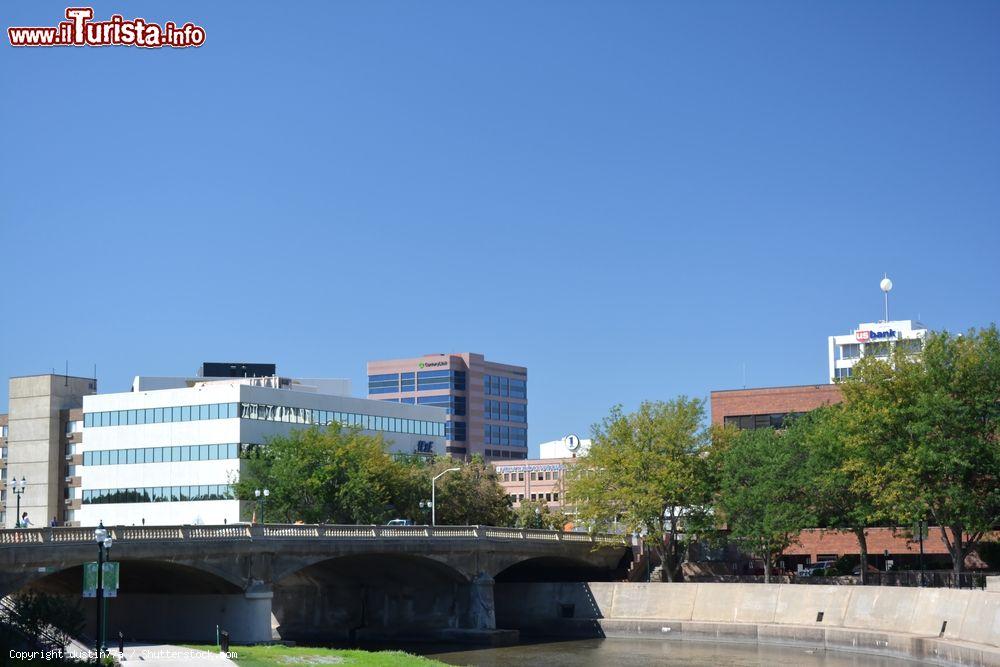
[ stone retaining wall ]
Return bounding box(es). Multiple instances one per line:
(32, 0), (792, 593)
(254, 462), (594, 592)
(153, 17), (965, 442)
(495, 582), (1000, 667)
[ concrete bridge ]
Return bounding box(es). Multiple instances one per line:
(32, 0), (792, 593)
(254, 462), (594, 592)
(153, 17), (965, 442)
(0, 524), (630, 643)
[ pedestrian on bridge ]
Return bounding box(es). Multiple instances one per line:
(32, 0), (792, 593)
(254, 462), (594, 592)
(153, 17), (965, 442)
(20, 512), (32, 528)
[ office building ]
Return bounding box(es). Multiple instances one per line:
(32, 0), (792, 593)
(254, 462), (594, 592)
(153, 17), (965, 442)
(828, 319), (928, 383)
(3, 374), (96, 528)
(495, 458), (572, 510)
(76, 367), (447, 527)
(367, 353), (527, 460)
(538, 435), (591, 459)
(710, 384), (843, 429)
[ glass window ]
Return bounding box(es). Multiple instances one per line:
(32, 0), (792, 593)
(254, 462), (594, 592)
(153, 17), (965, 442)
(200, 444), (209, 460)
(209, 444), (219, 460)
(198, 404), (209, 420)
(153, 447), (163, 463)
(181, 446), (190, 462)
(209, 404), (219, 420)
(126, 449), (136, 464)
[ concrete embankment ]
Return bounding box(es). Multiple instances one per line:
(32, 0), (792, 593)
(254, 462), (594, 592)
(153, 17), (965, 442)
(495, 581), (1000, 667)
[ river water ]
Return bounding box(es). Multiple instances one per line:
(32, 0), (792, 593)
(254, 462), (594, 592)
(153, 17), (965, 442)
(406, 638), (925, 666)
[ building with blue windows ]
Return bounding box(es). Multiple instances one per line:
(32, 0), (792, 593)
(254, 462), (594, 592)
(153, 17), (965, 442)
(77, 372), (446, 527)
(367, 353), (527, 461)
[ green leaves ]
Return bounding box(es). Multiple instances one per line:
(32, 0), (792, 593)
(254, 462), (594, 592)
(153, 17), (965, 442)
(567, 397), (711, 580)
(235, 428), (513, 526)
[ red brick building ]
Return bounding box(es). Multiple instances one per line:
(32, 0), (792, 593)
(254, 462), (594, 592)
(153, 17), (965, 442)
(710, 384), (843, 428)
(708, 384), (975, 569)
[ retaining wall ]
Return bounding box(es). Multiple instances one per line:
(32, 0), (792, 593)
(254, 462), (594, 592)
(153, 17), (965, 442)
(495, 582), (1000, 667)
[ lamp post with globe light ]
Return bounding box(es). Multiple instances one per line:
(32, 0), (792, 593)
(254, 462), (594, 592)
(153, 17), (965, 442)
(11, 477), (26, 528)
(94, 522), (113, 659)
(254, 489), (269, 524)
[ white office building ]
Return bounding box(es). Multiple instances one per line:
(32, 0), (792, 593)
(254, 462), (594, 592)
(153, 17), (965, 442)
(538, 434), (591, 459)
(76, 375), (447, 527)
(828, 319), (928, 383)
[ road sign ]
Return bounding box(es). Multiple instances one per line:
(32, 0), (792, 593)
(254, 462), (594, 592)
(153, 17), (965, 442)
(82, 562), (119, 598)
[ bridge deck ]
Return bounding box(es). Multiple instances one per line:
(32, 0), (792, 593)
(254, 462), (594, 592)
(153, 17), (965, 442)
(0, 524), (628, 546)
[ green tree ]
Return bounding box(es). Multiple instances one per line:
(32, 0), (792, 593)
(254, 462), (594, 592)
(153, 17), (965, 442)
(716, 426), (814, 583)
(511, 499), (570, 530)
(9, 591), (85, 649)
(795, 405), (882, 583)
(429, 455), (513, 526)
(236, 425), (410, 524)
(842, 326), (1000, 576)
(566, 398), (712, 582)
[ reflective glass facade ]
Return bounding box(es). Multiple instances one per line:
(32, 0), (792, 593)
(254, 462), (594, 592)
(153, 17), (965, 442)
(83, 484), (236, 504)
(84, 402), (445, 437)
(83, 443), (242, 466)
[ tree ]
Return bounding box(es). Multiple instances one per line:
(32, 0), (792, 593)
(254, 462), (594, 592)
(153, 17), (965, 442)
(716, 426), (814, 583)
(795, 405), (882, 583)
(511, 499), (570, 530)
(428, 455), (513, 526)
(9, 591), (85, 649)
(566, 398), (712, 582)
(842, 326), (1000, 577)
(236, 425), (411, 524)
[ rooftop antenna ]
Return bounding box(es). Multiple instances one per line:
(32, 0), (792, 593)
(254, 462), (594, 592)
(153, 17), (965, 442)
(880, 274), (893, 322)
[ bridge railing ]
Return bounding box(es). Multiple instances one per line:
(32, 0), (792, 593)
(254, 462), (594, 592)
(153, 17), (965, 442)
(0, 524), (627, 546)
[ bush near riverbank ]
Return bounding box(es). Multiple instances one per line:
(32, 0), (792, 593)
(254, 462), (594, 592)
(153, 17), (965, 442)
(185, 644), (447, 666)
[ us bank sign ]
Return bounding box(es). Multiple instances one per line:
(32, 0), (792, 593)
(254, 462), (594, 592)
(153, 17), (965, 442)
(855, 328), (897, 343)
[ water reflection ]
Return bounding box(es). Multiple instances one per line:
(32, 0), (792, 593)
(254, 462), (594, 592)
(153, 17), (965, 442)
(412, 639), (926, 666)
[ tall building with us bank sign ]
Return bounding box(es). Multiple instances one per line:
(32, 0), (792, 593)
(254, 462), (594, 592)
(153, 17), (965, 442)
(367, 353), (527, 461)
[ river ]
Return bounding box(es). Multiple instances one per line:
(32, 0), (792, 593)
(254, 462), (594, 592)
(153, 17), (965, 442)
(404, 638), (926, 666)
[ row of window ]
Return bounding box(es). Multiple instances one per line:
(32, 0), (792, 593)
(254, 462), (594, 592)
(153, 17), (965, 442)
(509, 492), (560, 503)
(418, 395), (466, 416)
(85, 402), (446, 437)
(84, 402), (238, 428)
(837, 339), (923, 361)
(240, 403), (445, 436)
(82, 485), (236, 504)
(484, 374), (527, 399)
(723, 413), (805, 430)
(483, 400), (527, 423)
(485, 449), (528, 459)
(444, 421), (467, 441)
(368, 370), (468, 394)
(502, 469), (561, 482)
(483, 425), (528, 447)
(83, 443), (243, 467)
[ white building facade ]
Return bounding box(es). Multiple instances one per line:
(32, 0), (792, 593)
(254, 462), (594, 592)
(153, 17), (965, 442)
(828, 319), (928, 383)
(76, 377), (446, 527)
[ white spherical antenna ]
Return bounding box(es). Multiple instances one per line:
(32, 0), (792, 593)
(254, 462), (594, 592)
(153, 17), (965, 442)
(880, 277), (893, 293)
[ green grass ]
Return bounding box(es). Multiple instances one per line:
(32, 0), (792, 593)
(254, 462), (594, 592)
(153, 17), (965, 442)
(183, 644), (448, 667)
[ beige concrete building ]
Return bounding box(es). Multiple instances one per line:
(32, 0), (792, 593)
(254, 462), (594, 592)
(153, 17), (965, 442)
(4, 374), (95, 528)
(496, 457), (576, 510)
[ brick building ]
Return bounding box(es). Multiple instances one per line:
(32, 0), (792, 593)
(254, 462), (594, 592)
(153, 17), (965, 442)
(710, 384), (843, 428)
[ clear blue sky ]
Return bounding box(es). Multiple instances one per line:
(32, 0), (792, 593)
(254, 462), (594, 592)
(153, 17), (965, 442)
(2, 1), (998, 456)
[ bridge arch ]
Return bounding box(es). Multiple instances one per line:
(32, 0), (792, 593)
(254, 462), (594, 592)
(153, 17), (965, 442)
(271, 552), (479, 642)
(493, 555), (626, 583)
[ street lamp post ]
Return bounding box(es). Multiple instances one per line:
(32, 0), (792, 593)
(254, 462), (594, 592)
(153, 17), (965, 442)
(431, 468), (460, 527)
(254, 489), (269, 524)
(419, 500), (432, 525)
(12, 477), (26, 527)
(94, 522), (113, 660)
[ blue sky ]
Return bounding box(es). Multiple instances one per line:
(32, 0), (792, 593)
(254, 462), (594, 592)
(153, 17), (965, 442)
(2, 1), (998, 456)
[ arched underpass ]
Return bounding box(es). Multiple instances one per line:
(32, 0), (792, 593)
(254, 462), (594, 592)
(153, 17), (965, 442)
(272, 554), (481, 643)
(493, 556), (626, 639)
(22, 561), (262, 643)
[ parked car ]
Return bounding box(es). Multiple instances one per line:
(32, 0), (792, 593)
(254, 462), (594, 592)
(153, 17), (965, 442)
(799, 560), (837, 577)
(386, 519), (413, 526)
